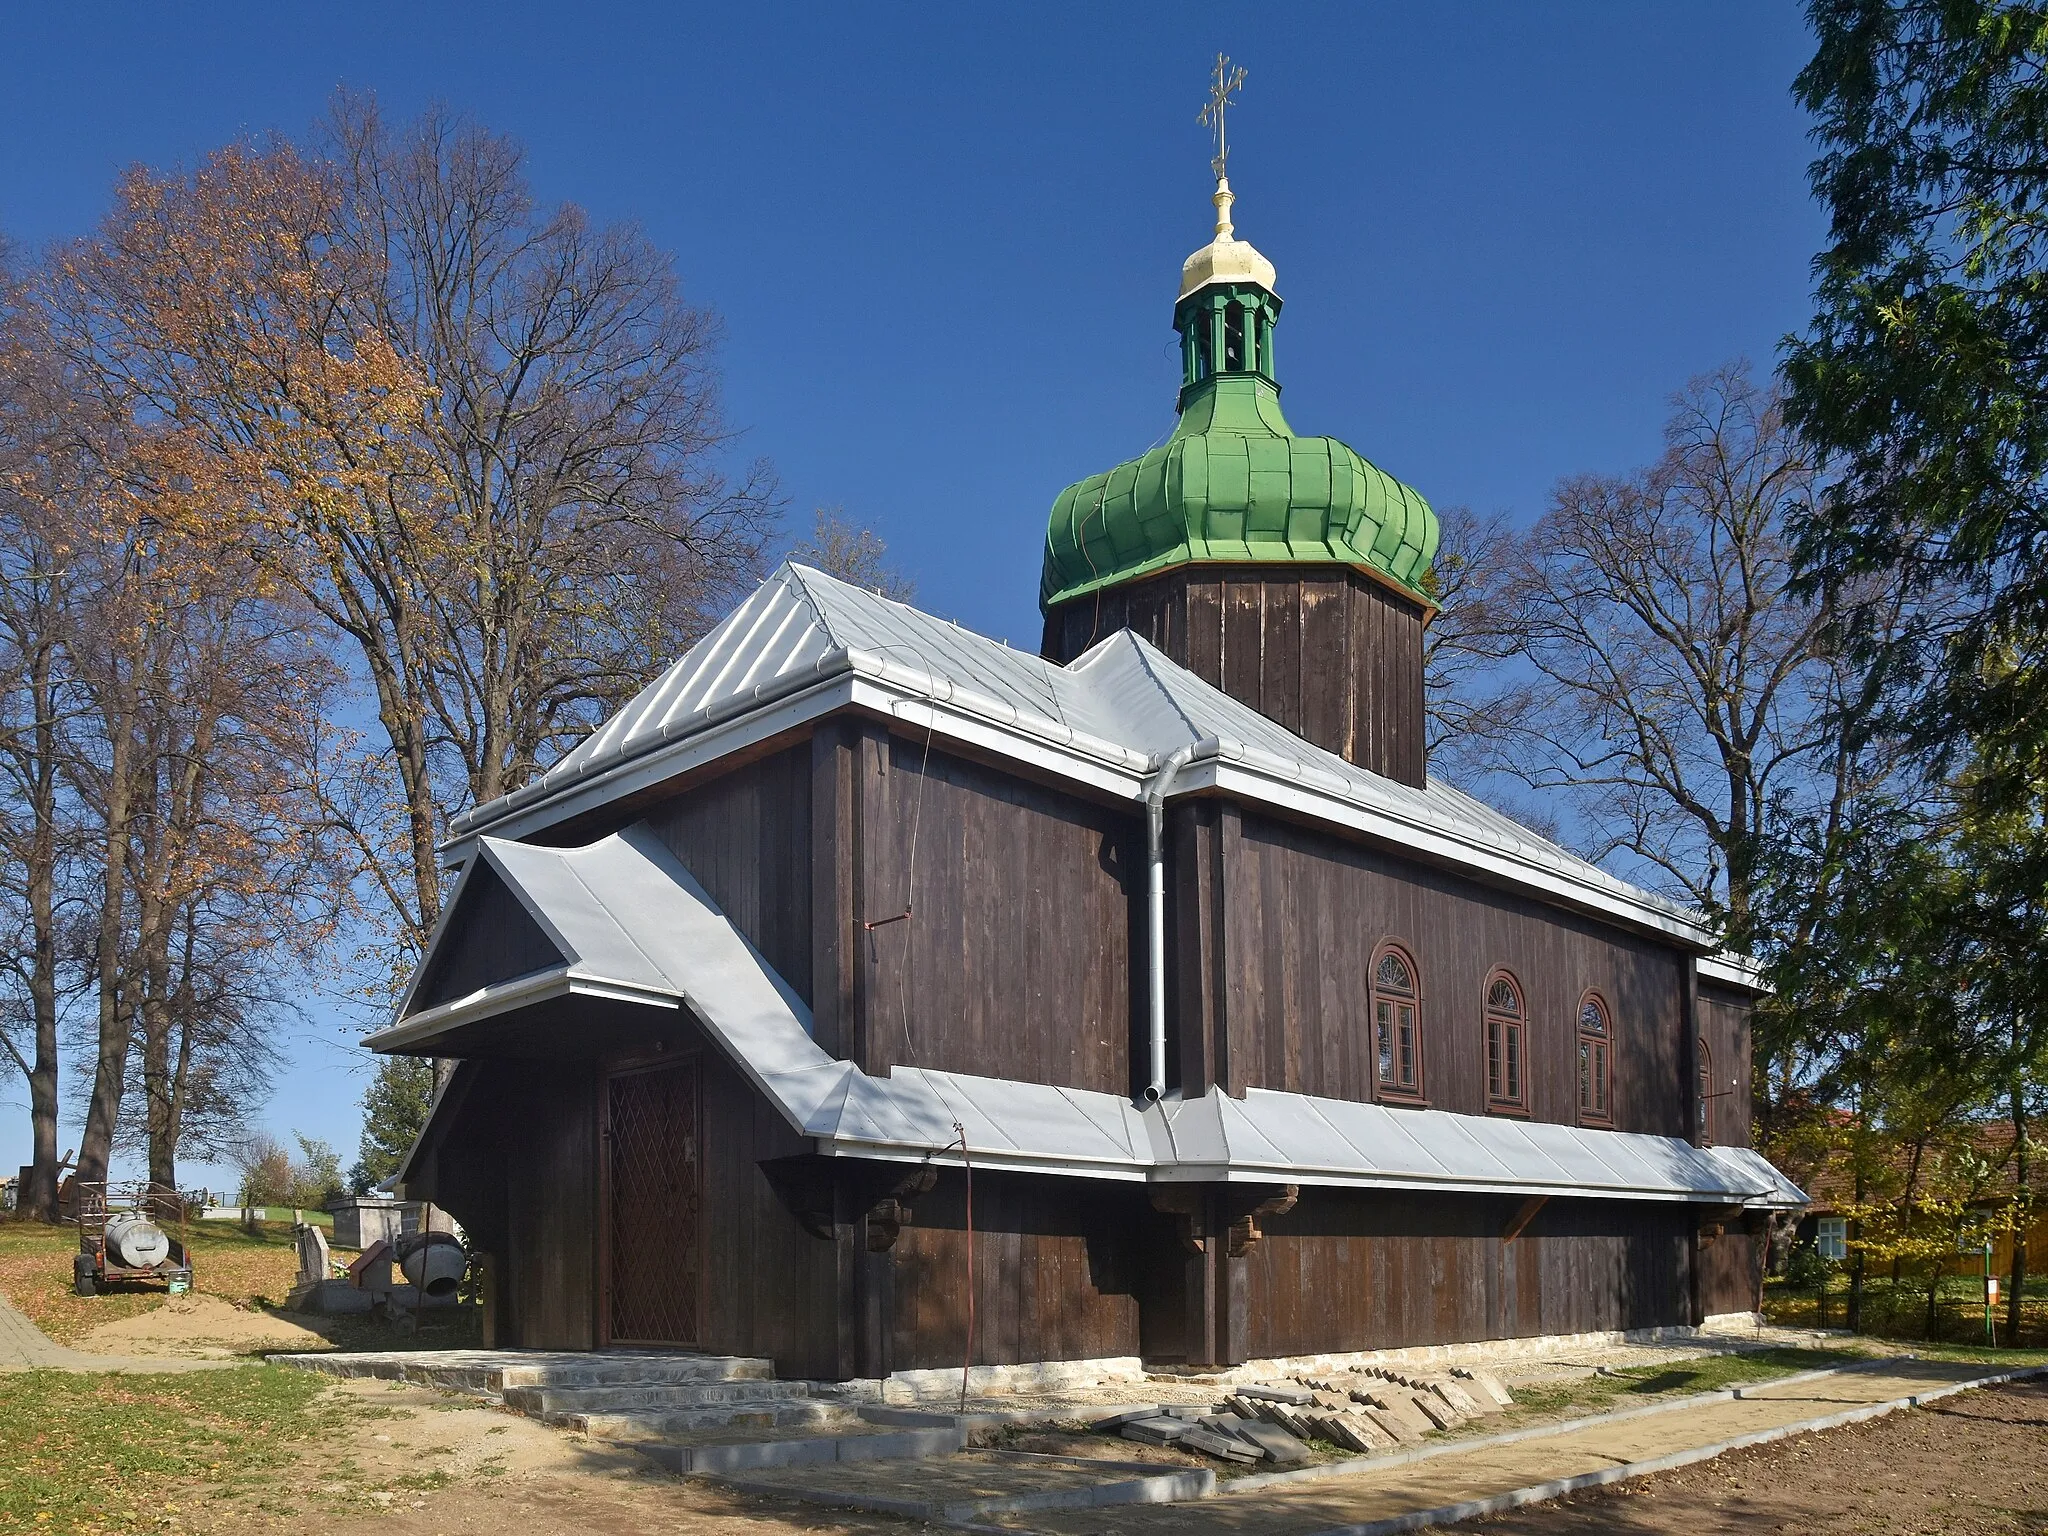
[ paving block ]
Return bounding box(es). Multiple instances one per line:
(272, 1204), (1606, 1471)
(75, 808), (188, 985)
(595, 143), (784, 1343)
(1180, 1426), (1260, 1463)
(1238, 1382), (1316, 1406)
(1088, 1405), (1166, 1431)
(1407, 1390), (1460, 1430)
(1121, 1416), (1192, 1446)
(1426, 1377), (1486, 1415)
(1261, 1402), (1315, 1439)
(1357, 1390), (1433, 1437)
(1232, 1420), (1310, 1464)
(1463, 1368), (1516, 1407)
(1359, 1403), (1419, 1444)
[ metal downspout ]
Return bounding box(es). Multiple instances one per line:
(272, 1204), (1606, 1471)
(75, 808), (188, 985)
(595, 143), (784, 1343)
(1144, 744), (1198, 1102)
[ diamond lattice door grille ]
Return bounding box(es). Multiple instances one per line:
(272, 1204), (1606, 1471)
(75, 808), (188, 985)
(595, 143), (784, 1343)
(606, 1061), (701, 1345)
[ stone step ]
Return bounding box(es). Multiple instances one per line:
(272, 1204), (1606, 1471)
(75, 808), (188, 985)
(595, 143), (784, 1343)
(269, 1349), (776, 1398)
(504, 1378), (818, 1416)
(635, 1423), (967, 1474)
(493, 1353), (775, 1390)
(563, 1398), (864, 1439)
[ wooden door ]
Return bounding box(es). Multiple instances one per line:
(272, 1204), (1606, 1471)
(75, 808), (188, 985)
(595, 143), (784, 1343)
(603, 1059), (702, 1346)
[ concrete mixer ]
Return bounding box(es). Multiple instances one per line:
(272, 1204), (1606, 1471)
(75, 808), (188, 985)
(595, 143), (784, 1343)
(394, 1230), (467, 1300)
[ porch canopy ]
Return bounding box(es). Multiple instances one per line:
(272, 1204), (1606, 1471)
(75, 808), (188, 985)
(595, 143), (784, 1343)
(369, 823), (1803, 1211)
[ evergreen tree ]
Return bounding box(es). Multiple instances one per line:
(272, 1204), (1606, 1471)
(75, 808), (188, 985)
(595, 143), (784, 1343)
(350, 1055), (435, 1193)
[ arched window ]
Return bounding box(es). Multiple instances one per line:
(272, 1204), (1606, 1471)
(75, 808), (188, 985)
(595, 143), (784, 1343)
(1577, 993), (1612, 1124)
(1696, 1035), (1714, 1145)
(1223, 302), (1247, 371)
(1484, 970), (1526, 1112)
(1372, 945), (1423, 1101)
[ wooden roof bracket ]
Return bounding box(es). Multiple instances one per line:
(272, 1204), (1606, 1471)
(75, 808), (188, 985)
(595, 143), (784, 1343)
(1502, 1194), (1549, 1246)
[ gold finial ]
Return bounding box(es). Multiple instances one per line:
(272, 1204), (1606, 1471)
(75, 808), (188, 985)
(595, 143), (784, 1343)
(1198, 53), (1247, 184)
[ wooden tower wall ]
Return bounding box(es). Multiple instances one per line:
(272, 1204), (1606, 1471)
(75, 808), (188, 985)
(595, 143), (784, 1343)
(1041, 565), (1428, 787)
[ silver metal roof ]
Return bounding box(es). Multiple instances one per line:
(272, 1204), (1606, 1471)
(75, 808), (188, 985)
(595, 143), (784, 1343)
(447, 563), (1726, 949)
(380, 820), (1803, 1209)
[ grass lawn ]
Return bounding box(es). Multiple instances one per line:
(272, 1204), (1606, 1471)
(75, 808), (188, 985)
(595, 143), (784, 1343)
(0, 1365), (331, 1534)
(1495, 1345), (1863, 1423)
(0, 1218), (338, 1344)
(195, 1206), (333, 1226)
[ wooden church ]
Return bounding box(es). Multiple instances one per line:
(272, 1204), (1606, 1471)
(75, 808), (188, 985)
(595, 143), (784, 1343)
(375, 161), (1802, 1380)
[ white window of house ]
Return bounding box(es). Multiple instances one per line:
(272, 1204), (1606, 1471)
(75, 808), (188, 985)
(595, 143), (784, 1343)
(1816, 1216), (1848, 1261)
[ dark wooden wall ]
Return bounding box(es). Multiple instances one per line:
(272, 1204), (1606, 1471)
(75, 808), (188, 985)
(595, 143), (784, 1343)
(1040, 564), (1428, 787)
(642, 742), (814, 1007)
(1172, 803), (1689, 1134)
(410, 867), (563, 1013)
(826, 724), (1143, 1096)
(1697, 1227), (1764, 1319)
(1235, 1193), (1693, 1359)
(879, 1172), (1162, 1372)
(408, 1057), (601, 1350)
(1697, 982), (1756, 1151)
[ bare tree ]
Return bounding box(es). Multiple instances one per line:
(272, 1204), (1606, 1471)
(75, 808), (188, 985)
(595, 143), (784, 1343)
(1421, 504), (1519, 763)
(790, 506), (916, 602)
(1456, 364), (1846, 937)
(0, 255), (89, 1220)
(320, 95), (779, 953)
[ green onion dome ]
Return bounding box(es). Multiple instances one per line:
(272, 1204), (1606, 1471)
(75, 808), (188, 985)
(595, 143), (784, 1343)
(1040, 179), (1438, 612)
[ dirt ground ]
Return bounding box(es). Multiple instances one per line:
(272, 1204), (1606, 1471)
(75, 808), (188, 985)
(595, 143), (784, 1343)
(71, 1293), (332, 1357)
(162, 1375), (2048, 1536)
(1471, 1379), (2048, 1536)
(173, 1378), (911, 1536)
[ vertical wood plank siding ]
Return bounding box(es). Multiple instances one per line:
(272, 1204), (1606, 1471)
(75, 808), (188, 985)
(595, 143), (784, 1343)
(409, 867), (563, 1012)
(881, 1172), (1164, 1371)
(642, 743), (814, 1005)
(1040, 565), (1427, 786)
(1237, 1193), (1693, 1359)
(1183, 807), (1688, 1134)
(1696, 1228), (1764, 1318)
(1697, 983), (1756, 1150)
(855, 728), (1142, 1096)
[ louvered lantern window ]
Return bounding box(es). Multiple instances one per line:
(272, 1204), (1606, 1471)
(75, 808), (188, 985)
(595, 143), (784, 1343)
(1485, 970), (1527, 1112)
(1578, 993), (1613, 1125)
(1373, 945), (1423, 1101)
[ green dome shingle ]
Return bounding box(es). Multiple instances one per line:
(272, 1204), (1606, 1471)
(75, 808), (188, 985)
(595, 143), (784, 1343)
(1040, 371), (1439, 611)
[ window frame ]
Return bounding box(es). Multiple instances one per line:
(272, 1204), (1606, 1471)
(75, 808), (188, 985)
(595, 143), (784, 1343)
(1483, 968), (1529, 1115)
(1815, 1216), (1848, 1262)
(1576, 990), (1614, 1126)
(1696, 1034), (1715, 1145)
(1371, 942), (1426, 1104)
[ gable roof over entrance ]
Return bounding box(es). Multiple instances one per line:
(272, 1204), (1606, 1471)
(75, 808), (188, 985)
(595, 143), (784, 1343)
(373, 820), (1802, 1210)
(444, 563), (1732, 953)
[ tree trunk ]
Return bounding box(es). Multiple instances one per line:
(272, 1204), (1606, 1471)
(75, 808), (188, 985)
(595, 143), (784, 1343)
(76, 687), (135, 1187)
(2011, 1078), (2031, 1346)
(19, 633), (63, 1221)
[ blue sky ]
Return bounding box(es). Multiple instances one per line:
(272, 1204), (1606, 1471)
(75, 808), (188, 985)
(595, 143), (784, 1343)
(0, 5), (1824, 1189)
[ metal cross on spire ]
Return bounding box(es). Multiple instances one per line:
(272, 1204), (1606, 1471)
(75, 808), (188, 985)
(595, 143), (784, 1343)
(1198, 53), (1247, 182)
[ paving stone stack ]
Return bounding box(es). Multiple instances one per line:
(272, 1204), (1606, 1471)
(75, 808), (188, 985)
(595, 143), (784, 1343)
(1101, 1365), (1514, 1467)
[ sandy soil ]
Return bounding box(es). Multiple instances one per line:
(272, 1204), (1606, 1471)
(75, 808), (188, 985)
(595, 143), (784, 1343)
(189, 1379), (914, 1536)
(71, 1293), (333, 1358)
(1472, 1379), (2048, 1536)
